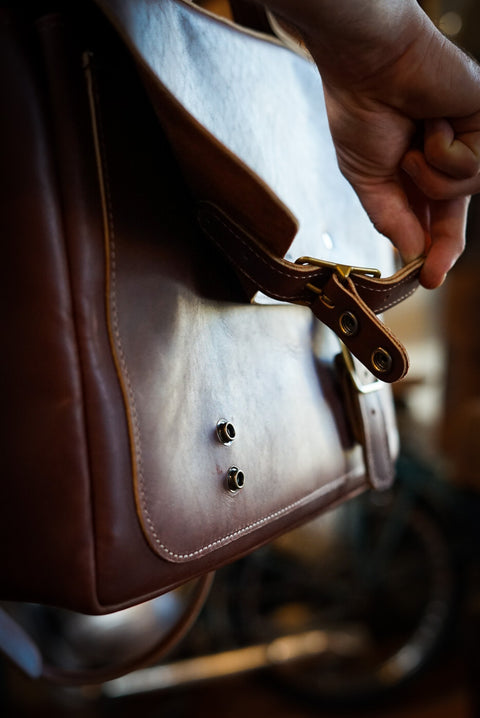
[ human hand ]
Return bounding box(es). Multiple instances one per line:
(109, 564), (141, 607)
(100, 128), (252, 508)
(319, 81), (477, 289)
(259, 0), (480, 288)
(401, 114), (480, 287)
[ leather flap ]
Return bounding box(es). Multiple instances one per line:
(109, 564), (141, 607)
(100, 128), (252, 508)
(95, 0), (396, 280)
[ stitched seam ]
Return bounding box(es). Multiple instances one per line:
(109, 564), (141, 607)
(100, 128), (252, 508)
(148, 470), (359, 560)
(201, 209), (418, 311)
(355, 269), (420, 294)
(200, 211), (319, 282)
(106, 196), (146, 492)
(94, 74), (151, 545)
(376, 286), (418, 313)
(200, 220), (311, 301)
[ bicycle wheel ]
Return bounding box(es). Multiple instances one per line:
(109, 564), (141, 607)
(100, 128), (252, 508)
(232, 487), (458, 707)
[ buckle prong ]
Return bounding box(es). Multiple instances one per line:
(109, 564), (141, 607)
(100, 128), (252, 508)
(305, 282), (335, 308)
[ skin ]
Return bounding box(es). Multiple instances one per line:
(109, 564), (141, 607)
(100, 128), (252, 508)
(258, 0), (480, 288)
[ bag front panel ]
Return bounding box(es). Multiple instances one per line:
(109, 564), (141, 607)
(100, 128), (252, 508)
(89, 5), (384, 570)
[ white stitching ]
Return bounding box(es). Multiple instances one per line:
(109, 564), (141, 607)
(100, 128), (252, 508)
(95, 80), (152, 547)
(199, 210), (319, 282)
(147, 471), (358, 560)
(355, 271), (417, 293)
(376, 286), (418, 313)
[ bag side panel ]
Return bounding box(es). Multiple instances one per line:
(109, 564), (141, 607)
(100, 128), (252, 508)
(34, 12), (147, 613)
(0, 10), (98, 609)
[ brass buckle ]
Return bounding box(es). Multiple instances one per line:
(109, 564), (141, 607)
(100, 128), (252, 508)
(295, 257), (381, 307)
(340, 342), (383, 394)
(295, 256), (381, 281)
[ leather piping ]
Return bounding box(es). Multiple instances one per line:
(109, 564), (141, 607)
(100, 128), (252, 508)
(84, 52), (146, 550)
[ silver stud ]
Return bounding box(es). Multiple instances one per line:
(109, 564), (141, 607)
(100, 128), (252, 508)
(216, 419), (236, 445)
(226, 466), (245, 493)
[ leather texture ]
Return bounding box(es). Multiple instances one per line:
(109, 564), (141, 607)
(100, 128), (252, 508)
(0, 0), (412, 623)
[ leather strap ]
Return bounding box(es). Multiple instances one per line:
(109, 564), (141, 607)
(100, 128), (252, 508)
(0, 573), (214, 686)
(197, 202), (423, 383)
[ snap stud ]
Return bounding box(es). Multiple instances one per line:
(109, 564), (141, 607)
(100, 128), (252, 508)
(216, 419), (236, 445)
(226, 466), (245, 493)
(371, 348), (392, 374)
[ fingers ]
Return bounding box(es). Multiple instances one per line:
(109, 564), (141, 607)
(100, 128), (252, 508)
(354, 178), (467, 290)
(400, 129), (472, 287)
(419, 196), (468, 289)
(354, 179), (426, 263)
(400, 173), (466, 287)
(402, 147), (480, 200)
(424, 118), (480, 179)
(402, 113), (480, 196)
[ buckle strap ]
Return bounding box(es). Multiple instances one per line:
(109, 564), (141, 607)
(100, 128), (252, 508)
(197, 201), (422, 382)
(310, 272), (410, 382)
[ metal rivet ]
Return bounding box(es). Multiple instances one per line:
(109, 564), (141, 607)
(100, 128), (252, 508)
(216, 419), (236, 445)
(226, 466), (245, 493)
(339, 311), (359, 337)
(371, 348), (393, 374)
